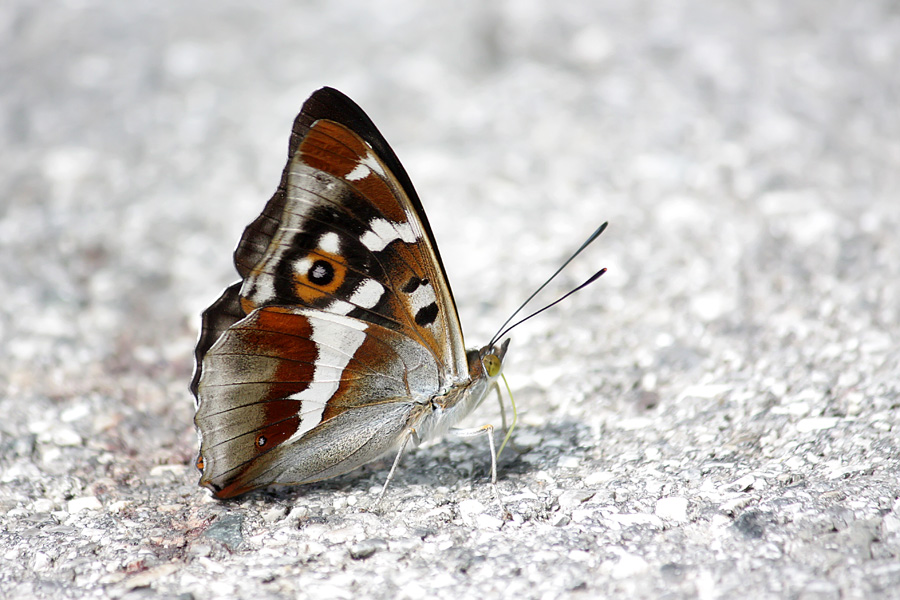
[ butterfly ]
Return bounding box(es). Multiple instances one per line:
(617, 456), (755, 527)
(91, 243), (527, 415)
(190, 87), (606, 501)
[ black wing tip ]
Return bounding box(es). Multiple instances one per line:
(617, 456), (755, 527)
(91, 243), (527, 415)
(298, 87), (376, 136)
(309, 86), (350, 102)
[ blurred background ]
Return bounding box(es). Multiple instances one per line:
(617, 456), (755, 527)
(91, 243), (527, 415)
(4, 0), (899, 504)
(1, 1), (899, 596)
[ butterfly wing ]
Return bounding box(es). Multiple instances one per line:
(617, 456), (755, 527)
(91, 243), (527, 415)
(192, 88), (471, 497)
(191, 87), (467, 395)
(195, 307), (440, 498)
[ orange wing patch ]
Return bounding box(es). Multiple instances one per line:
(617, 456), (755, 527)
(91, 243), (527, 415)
(291, 248), (348, 303)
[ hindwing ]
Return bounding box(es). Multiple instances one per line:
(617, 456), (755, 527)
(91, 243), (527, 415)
(194, 307), (441, 498)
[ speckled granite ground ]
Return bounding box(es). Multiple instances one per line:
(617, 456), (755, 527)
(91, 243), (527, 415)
(1, 1), (899, 599)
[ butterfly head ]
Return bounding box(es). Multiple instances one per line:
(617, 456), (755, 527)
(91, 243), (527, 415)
(470, 338), (510, 382)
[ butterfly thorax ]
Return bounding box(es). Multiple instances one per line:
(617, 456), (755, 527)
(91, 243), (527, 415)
(412, 340), (508, 443)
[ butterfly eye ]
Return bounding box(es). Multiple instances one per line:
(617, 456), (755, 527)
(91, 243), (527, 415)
(483, 354), (502, 377)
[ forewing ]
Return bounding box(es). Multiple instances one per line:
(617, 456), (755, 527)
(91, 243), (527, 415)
(232, 88), (467, 379)
(193, 89), (467, 403)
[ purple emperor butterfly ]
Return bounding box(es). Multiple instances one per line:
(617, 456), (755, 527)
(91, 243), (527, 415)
(191, 87), (606, 499)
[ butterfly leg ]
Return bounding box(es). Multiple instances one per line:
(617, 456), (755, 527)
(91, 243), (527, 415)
(492, 381), (508, 432)
(491, 379), (521, 457)
(374, 428), (420, 507)
(453, 424), (509, 518)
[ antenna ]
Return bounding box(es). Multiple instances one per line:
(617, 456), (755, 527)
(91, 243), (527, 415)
(488, 222), (609, 347)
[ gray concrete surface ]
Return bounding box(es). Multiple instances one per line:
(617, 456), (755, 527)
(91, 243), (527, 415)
(2, 1), (899, 598)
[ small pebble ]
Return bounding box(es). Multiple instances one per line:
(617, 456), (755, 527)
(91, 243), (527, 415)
(349, 538), (387, 560)
(67, 496), (101, 513)
(655, 497), (689, 522)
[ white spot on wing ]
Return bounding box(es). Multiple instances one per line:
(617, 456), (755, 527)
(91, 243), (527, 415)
(318, 232), (341, 254)
(323, 279), (383, 315)
(293, 257), (313, 277)
(345, 149), (385, 181)
(240, 277), (275, 306)
(360, 217), (417, 252)
(349, 279), (384, 309)
(285, 314), (367, 442)
(327, 300), (354, 315)
(409, 281), (437, 314)
(345, 162), (369, 182)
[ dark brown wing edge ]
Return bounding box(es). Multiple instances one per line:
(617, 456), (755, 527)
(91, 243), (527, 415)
(190, 282), (244, 399)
